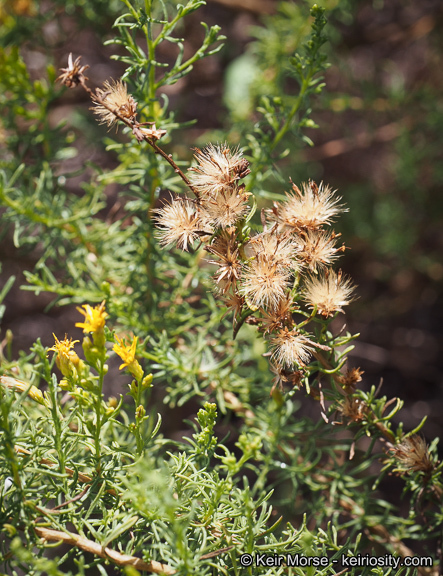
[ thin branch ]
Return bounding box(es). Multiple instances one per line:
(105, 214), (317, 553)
(35, 527), (176, 575)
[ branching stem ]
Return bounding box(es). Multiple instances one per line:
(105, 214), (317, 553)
(78, 77), (198, 197)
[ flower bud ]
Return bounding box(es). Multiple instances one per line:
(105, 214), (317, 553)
(135, 405), (146, 420)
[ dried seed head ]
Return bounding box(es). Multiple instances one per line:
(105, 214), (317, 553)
(303, 269), (355, 317)
(57, 53), (89, 88)
(92, 79), (138, 129)
(240, 257), (291, 311)
(337, 367), (364, 391)
(259, 293), (295, 334)
(155, 199), (202, 251)
(221, 291), (245, 319)
(133, 123), (167, 142)
(200, 187), (250, 229)
(270, 328), (313, 369)
(269, 363), (303, 392)
(297, 229), (345, 272)
(188, 144), (249, 197)
(389, 435), (434, 475)
(340, 395), (368, 422)
(244, 231), (298, 271)
(206, 232), (242, 293)
(268, 180), (345, 232)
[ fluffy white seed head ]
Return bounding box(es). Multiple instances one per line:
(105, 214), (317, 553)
(155, 199), (202, 251)
(303, 269), (355, 317)
(188, 144), (249, 197)
(269, 181), (346, 232)
(240, 257), (291, 311)
(270, 328), (313, 368)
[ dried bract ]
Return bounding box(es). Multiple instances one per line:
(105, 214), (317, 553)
(57, 53), (89, 88)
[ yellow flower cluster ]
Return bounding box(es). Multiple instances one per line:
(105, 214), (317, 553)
(48, 334), (82, 380)
(113, 336), (143, 381)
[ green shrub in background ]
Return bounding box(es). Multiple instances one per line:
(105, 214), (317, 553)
(0, 1), (442, 575)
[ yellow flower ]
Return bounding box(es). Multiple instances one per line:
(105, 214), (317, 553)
(0, 376), (44, 405)
(48, 334), (81, 378)
(113, 336), (143, 381)
(48, 334), (79, 357)
(76, 301), (108, 333)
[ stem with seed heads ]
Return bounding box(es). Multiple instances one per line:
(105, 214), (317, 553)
(78, 77), (198, 197)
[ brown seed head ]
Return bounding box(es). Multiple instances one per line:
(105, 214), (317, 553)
(92, 79), (138, 129)
(337, 367), (364, 391)
(270, 363), (304, 392)
(389, 435), (434, 475)
(57, 53), (89, 88)
(221, 291), (245, 320)
(340, 395), (368, 422)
